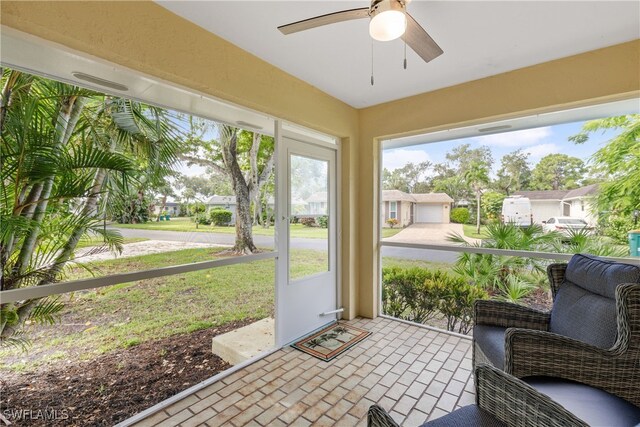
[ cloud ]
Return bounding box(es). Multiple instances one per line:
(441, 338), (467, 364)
(471, 127), (552, 148)
(524, 143), (561, 161)
(383, 149), (431, 171)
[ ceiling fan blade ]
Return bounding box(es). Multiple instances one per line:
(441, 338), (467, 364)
(402, 13), (443, 63)
(278, 8), (370, 35)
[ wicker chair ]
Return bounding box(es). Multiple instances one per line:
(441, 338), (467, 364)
(367, 364), (591, 427)
(369, 364), (640, 426)
(473, 253), (640, 407)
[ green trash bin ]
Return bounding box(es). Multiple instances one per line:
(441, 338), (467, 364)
(629, 231), (640, 258)
(165, 215), (171, 221)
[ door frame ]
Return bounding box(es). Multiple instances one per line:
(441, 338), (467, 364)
(274, 121), (341, 347)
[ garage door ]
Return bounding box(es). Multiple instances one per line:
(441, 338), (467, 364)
(415, 204), (443, 223)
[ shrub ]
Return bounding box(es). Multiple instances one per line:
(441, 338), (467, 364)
(209, 208), (232, 226)
(382, 267), (440, 323)
(189, 202), (206, 216)
(600, 214), (635, 244)
(481, 192), (506, 222)
(317, 215), (328, 228)
(450, 207), (470, 224)
(177, 203), (189, 217)
(386, 218), (399, 228)
(426, 274), (488, 334)
(193, 213), (211, 225)
(300, 217), (316, 227)
(290, 216), (299, 224)
(382, 267), (488, 333)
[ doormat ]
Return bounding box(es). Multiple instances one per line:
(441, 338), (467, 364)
(291, 322), (371, 362)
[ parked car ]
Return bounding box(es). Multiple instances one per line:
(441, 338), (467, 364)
(542, 216), (593, 236)
(501, 196), (533, 227)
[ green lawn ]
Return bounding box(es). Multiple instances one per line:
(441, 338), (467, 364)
(463, 224), (489, 240)
(381, 228), (402, 238)
(113, 217), (404, 240)
(114, 217), (328, 239)
(382, 257), (456, 274)
(0, 247), (327, 371)
(0, 246), (451, 372)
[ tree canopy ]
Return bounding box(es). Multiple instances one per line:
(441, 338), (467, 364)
(529, 153), (585, 190)
(570, 114), (640, 217)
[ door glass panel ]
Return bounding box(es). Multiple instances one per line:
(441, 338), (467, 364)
(289, 154), (329, 280)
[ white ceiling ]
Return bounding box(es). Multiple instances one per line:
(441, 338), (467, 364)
(157, 1), (640, 108)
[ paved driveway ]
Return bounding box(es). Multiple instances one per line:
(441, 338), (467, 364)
(384, 223), (480, 245)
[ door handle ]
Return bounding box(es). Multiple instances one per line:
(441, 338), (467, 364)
(320, 308), (344, 316)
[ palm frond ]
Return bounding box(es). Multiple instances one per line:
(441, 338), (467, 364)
(28, 297), (64, 325)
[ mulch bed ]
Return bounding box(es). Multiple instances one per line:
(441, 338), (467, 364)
(0, 319), (254, 426)
(521, 288), (553, 311)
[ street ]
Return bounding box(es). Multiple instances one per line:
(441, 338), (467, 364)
(111, 227), (459, 263)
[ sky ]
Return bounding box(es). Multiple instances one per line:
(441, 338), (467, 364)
(382, 120), (619, 175)
(176, 117), (622, 195)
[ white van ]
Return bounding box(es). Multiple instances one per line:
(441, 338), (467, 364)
(501, 196), (533, 227)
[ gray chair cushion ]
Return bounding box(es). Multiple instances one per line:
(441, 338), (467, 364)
(563, 254), (640, 299)
(549, 254), (640, 349)
(473, 325), (506, 369)
(421, 405), (507, 427)
(526, 377), (640, 427)
(549, 282), (617, 348)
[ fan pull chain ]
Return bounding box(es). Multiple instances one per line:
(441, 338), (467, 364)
(371, 39), (375, 86)
(404, 38), (407, 70)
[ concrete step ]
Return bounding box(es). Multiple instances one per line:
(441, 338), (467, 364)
(211, 318), (275, 365)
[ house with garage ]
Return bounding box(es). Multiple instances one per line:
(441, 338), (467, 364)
(381, 190), (453, 227)
(513, 184), (599, 225)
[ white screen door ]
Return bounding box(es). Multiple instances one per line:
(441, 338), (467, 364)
(276, 135), (338, 346)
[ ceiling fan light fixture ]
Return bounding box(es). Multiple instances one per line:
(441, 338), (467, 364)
(369, 0), (407, 41)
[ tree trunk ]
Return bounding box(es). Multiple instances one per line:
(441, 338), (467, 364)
(13, 96), (85, 277)
(44, 167), (108, 280)
(220, 126), (257, 254)
(476, 191), (481, 235)
(234, 186), (256, 254)
(157, 194), (168, 221)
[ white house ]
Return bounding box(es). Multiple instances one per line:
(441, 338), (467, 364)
(206, 195), (236, 222)
(152, 202), (182, 217)
(305, 192), (328, 215)
(513, 184), (599, 225)
(381, 190), (454, 227)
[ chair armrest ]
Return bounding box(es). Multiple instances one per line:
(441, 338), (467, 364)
(367, 404), (399, 427)
(474, 299), (550, 330)
(475, 364), (588, 427)
(503, 328), (640, 406)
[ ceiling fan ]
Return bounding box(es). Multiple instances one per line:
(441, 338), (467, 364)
(277, 0), (443, 65)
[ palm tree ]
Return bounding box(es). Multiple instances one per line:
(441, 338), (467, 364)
(464, 160), (490, 235)
(0, 69), (183, 348)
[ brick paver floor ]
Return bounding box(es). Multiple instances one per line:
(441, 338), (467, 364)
(131, 317), (474, 427)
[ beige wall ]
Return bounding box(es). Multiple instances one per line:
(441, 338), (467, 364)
(3, 1), (639, 320)
(381, 201), (412, 227)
